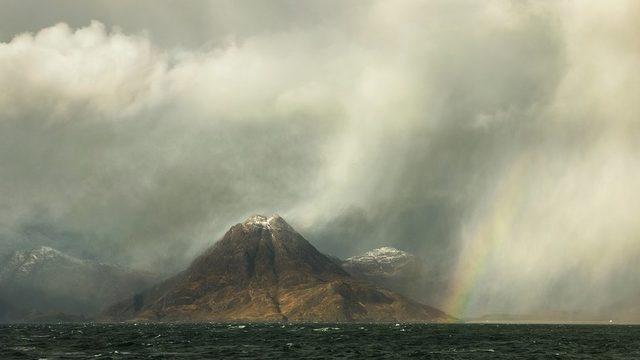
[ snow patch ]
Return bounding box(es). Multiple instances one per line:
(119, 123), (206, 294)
(345, 246), (413, 265)
(0, 246), (86, 279)
(244, 215), (271, 228)
(243, 214), (288, 231)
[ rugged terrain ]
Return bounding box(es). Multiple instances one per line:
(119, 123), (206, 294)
(105, 215), (452, 323)
(342, 247), (423, 298)
(0, 246), (158, 322)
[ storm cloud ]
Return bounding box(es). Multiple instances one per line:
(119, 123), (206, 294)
(1, 0), (639, 319)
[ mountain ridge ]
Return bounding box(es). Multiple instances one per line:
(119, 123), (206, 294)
(342, 246), (426, 302)
(104, 214), (452, 323)
(0, 246), (158, 322)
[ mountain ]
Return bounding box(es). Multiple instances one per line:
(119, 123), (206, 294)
(342, 247), (424, 300)
(105, 215), (452, 323)
(0, 246), (158, 322)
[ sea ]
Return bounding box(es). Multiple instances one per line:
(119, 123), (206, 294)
(1, 323), (638, 359)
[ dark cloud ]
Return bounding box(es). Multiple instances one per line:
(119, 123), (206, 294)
(0, 0), (639, 319)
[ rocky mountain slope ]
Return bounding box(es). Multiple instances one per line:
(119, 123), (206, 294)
(105, 215), (452, 323)
(0, 246), (158, 321)
(342, 247), (424, 300)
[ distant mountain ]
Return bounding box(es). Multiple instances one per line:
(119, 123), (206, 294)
(342, 247), (424, 300)
(0, 246), (158, 322)
(105, 215), (452, 323)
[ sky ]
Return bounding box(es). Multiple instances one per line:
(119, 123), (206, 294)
(0, 0), (639, 319)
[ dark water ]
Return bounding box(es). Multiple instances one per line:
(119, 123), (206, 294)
(1, 323), (639, 359)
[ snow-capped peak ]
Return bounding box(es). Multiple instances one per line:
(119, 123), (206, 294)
(23, 246), (82, 262)
(1, 246), (85, 280)
(345, 246), (413, 265)
(244, 214), (271, 227)
(243, 214), (289, 230)
(26, 246), (63, 257)
(342, 246), (420, 278)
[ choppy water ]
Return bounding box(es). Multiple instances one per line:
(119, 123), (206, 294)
(1, 323), (639, 359)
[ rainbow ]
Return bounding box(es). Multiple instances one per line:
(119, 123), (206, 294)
(442, 154), (531, 320)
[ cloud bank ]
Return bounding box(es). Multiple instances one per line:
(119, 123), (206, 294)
(0, 0), (639, 319)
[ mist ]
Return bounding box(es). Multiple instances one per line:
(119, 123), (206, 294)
(0, 0), (639, 319)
